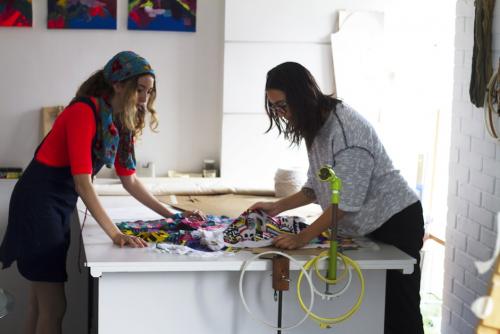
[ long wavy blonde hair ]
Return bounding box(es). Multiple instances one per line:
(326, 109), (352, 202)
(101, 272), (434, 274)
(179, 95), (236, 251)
(75, 70), (158, 137)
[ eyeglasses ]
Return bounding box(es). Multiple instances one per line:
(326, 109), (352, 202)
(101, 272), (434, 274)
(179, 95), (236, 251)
(267, 100), (288, 115)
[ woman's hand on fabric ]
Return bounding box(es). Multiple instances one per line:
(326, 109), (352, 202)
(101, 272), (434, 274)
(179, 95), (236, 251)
(112, 233), (148, 248)
(183, 209), (206, 221)
(272, 233), (307, 250)
(248, 201), (281, 216)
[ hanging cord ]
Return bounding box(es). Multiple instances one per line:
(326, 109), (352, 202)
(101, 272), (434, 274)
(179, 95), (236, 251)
(295, 164), (364, 328)
(239, 165), (365, 330)
(311, 254), (353, 299)
(239, 251), (315, 331)
(78, 173), (98, 273)
(296, 251), (365, 328)
(484, 59), (500, 141)
(77, 208), (89, 274)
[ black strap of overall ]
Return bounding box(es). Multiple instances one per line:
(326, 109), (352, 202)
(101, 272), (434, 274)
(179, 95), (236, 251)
(67, 97), (101, 178)
(35, 97), (101, 180)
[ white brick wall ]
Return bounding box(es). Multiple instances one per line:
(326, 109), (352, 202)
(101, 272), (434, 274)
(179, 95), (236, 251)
(443, 1), (500, 333)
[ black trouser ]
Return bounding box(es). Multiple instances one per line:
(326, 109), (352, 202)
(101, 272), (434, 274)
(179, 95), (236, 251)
(369, 201), (424, 334)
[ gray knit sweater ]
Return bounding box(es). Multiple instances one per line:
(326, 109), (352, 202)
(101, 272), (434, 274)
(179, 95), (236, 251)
(303, 103), (419, 236)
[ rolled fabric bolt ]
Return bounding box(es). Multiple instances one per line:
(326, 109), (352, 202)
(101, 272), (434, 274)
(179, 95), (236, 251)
(170, 195), (178, 205)
(274, 167), (306, 197)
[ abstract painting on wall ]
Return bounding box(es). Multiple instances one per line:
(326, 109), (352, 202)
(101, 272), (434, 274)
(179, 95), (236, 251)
(128, 0), (196, 32)
(47, 0), (117, 29)
(0, 0), (32, 27)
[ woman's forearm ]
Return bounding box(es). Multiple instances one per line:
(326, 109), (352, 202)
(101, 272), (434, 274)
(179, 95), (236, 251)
(119, 174), (174, 218)
(275, 188), (316, 213)
(298, 205), (345, 244)
(73, 174), (121, 239)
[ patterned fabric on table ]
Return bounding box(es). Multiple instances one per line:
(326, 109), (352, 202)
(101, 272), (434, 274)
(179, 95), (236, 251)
(222, 210), (329, 247)
(116, 214), (232, 251)
(116, 210), (329, 252)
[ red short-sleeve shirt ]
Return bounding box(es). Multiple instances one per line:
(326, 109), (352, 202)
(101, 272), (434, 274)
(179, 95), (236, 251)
(35, 98), (135, 176)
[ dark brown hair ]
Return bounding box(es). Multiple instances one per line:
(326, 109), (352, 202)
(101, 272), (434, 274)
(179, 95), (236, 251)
(265, 62), (340, 148)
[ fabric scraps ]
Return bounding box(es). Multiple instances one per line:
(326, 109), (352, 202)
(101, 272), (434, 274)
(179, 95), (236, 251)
(154, 243), (230, 258)
(222, 210), (329, 248)
(116, 214), (232, 252)
(116, 210), (341, 253)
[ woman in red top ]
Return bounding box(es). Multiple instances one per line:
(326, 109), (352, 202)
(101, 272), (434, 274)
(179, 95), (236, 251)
(0, 51), (190, 334)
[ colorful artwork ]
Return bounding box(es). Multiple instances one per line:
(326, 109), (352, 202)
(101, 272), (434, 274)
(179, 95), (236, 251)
(47, 0), (117, 30)
(128, 0), (196, 32)
(0, 0), (32, 27)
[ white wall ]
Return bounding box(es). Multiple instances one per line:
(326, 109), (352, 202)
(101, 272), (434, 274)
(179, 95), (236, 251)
(0, 0), (225, 176)
(220, 0), (388, 186)
(443, 1), (500, 333)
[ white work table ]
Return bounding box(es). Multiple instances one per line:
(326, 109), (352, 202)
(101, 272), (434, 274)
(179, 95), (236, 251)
(79, 196), (416, 334)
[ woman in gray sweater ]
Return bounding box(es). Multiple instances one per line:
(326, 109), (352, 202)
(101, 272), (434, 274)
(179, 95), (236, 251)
(250, 62), (424, 334)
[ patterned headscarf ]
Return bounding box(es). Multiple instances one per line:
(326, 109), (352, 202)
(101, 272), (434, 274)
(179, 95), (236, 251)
(93, 51), (155, 173)
(103, 51), (155, 84)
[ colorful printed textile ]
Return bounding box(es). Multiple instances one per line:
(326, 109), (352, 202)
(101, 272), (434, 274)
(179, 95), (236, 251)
(92, 97), (136, 170)
(116, 214), (232, 252)
(93, 51), (155, 170)
(116, 210), (338, 252)
(103, 51), (155, 84)
(222, 210), (328, 248)
(155, 243), (229, 258)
